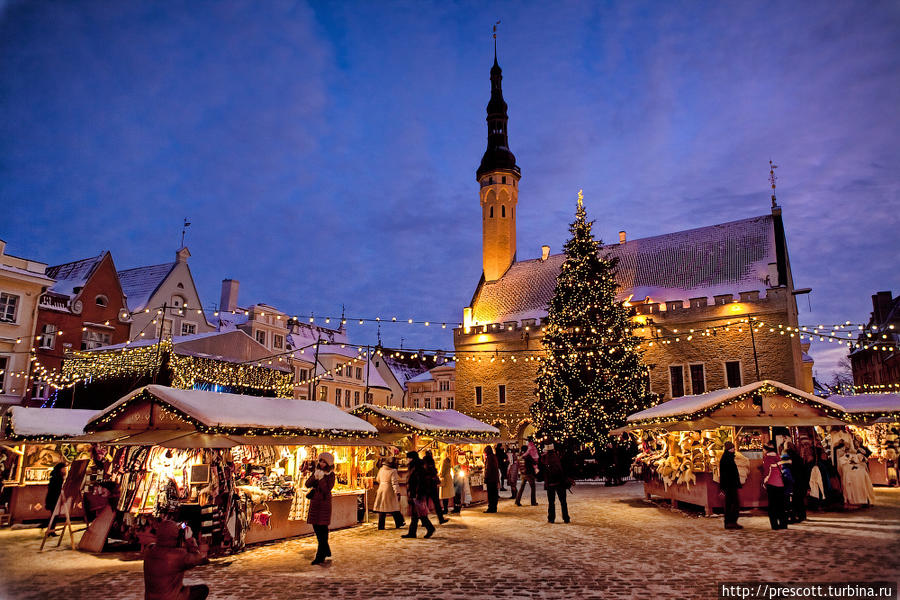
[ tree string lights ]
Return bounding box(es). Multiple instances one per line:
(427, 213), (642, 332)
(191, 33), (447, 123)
(531, 191), (657, 445)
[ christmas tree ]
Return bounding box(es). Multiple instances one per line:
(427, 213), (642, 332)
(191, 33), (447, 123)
(532, 190), (655, 445)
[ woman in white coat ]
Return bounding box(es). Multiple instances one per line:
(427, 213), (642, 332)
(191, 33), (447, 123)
(374, 457), (405, 530)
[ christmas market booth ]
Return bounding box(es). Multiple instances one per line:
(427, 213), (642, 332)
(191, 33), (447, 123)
(624, 380), (850, 515)
(74, 384), (380, 554)
(825, 393), (900, 487)
(350, 404), (501, 509)
(1, 407), (98, 525)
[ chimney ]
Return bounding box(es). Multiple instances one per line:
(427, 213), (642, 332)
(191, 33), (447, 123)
(541, 245), (550, 261)
(176, 247), (191, 263)
(872, 291), (893, 324)
(619, 231), (626, 244)
(220, 279), (239, 312)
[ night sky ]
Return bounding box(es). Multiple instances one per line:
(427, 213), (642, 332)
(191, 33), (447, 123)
(2, 1), (898, 378)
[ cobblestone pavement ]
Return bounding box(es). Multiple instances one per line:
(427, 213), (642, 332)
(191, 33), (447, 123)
(1, 483), (898, 600)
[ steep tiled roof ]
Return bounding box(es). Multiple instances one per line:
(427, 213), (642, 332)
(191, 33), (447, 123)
(117, 262), (176, 312)
(471, 214), (777, 324)
(45, 254), (104, 299)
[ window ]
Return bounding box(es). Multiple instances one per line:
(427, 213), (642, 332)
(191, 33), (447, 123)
(725, 361), (742, 388)
(502, 176), (507, 184)
(95, 295), (108, 307)
(39, 324), (57, 349)
(345, 389), (351, 407)
(435, 397), (442, 409)
(413, 398), (420, 408)
(669, 366), (685, 398)
(32, 380), (49, 400)
(356, 367), (362, 380)
(424, 397), (431, 409)
(498, 384), (506, 405)
(255, 330), (266, 345)
(501, 205), (506, 218)
(298, 368), (308, 382)
(690, 364), (706, 395)
(319, 386), (327, 401)
(181, 322), (197, 336)
(336, 364), (343, 377)
(475, 386), (483, 406)
(0, 293), (19, 323)
(335, 388), (342, 405)
(447, 396), (454, 409)
(0, 356), (7, 392)
(273, 334), (284, 349)
(81, 330), (111, 350)
(354, 391), (360, 406)
(489, 206), (494, 218)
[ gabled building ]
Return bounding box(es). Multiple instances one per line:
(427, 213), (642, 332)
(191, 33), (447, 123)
(117, 247), (214, 340)
(454, 52), (811, 441)
(406, 361), (456, 410)
(850, 291), (900, 390)
(30, 251), (131, 403)
(0, 240), (53, 406)
(371, 352), (434, 408)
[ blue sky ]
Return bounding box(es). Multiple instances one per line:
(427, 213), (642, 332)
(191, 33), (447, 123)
(2, 1), (898, 377)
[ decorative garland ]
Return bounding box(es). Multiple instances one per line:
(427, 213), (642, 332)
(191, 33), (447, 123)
(350, 405), (500, 441)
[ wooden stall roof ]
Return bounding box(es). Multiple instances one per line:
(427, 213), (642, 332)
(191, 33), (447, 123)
(2, 407), (99, 442)
(351, 404), (501, 443)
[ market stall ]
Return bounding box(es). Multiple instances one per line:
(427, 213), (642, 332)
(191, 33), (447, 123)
(826, 393), (900, 487)
(76, 384), (379, 554)
(624, 380), (849, 515)
(350, 404), (500, 509)
(1, 407), (98, 524)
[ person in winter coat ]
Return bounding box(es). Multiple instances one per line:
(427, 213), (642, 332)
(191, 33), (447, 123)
(785, 442), (808, 522)
(718, 442), (742, 529)
(143, 519), (209, 600)
(44, 462), (66, 536)
(305, 452), (336, 565)
(762, 442), (788, 530)
(483, 445), (500, 513)
(439, 455), (454, 514)
(373, 458), (405, 530)
(540, 444), (570, 523)
(423, 452), (448, 524)
(402, 451), (436, 539)
(495, 443), (509, 491)
(516, 442), (539, 506)
(506, 448), (519, 499)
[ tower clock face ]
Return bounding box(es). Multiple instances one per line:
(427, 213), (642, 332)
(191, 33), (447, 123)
(72, 300), (83, 315)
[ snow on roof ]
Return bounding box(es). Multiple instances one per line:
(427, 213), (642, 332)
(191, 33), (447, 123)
(6, 407), (99, 439)
(381, 355), (431, 389)
(352, 404), (499, 434)
(0, 262), (55, 283)
(627, 380), (844, 423)
(407, 371), (434, 383)
(89, 385), (377, 435)
(823, 393), (900, 414)
(472, 214), (777, 324)
(117, 262), (176, 312)
(45, 254), (105, 299)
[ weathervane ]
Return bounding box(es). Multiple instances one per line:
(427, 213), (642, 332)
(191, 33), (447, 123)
(180, 217), (191, 248)
(493, 20), (500, 59)
(769, 160), (779, 209)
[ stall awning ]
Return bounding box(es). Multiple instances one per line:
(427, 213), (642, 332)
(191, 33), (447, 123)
(85, 385), (379, 444)
(350, 404), (500, 443)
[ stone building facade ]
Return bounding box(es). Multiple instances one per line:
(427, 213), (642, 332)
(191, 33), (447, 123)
(453, 55), (811, 441)
(850, 291), (899, 389)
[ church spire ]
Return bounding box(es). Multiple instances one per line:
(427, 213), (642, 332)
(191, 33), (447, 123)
(477, 22), (520, 181)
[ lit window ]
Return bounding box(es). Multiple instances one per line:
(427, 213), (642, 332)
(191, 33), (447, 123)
(335, 388), (341, 405)
(273, 334), (284, 349)
(319, 387), (327, 401)
(81, 330), (111, 350)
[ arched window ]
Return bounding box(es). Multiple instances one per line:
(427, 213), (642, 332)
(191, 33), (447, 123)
(95, 295), (108, 307)
(171, 294), (186, 308)
(501, 205), (506, 218)
(489, 206), (494, 218)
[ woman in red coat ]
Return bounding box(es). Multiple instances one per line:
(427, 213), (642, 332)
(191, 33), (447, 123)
(305, 452), (335, 565)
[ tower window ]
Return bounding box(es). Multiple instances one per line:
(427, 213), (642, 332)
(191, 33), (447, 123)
(489, 206), (494, 218)
(501, 205), (506, 218)
(489, 177), (494, 184)
(502, 176), (506, 184)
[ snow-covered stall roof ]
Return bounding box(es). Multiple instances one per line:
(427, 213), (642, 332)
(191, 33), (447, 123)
(824, 394), (900, 416)
(88, 385), (378, 437)
(4, 407), (99, 440)
(627, 380), (845, 424)
(351, 404), (499, 441)
(471, 214), (778, 325)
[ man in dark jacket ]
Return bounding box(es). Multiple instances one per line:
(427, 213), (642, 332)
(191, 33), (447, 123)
(44, 462), (66, 536)
(540, 444), (570, 524)
(483, 445), (500, 513)
(143, 519), (209, 600)
(402, 451), (436, 539)
(719, 442), (742, 530)
(495, 444), (509, 491)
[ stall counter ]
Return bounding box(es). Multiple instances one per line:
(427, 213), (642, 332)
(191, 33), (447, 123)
(244, 491), (363, 545)
(643, 458), (767, 515)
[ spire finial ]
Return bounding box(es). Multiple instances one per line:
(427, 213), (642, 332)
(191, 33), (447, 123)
(769, 159), (779, 209)
(493, 20), (500, 64)
(577, 189), (584, 209)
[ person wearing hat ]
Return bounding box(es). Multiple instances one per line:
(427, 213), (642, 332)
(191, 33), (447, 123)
(718, 442), (742, 530)
(539, 443), (570, 524)
(143, 519), (209, 600)
(762, 441), (788, 530)
(401, 451), (436, 539)
(305, 451), (336, 565)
